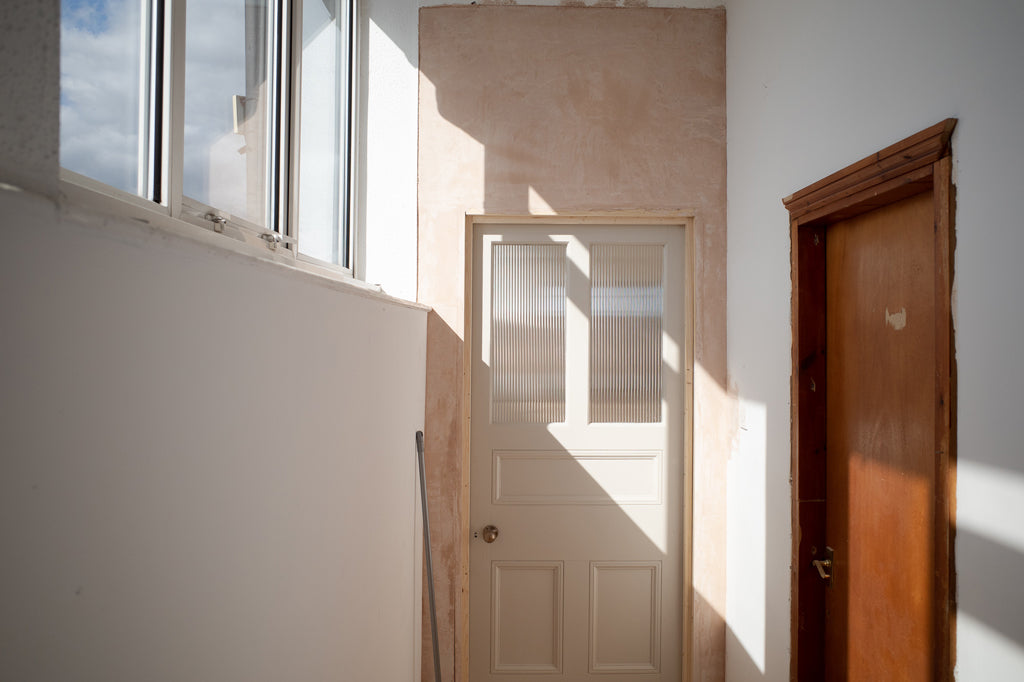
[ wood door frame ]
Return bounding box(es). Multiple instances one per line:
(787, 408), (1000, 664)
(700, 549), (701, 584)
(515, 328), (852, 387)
(784, 119), (958, 681)
(461, 213), (697, 682)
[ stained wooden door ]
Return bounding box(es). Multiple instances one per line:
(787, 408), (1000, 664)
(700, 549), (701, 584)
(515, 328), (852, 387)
(788, 120), (955, 681)
(469, 224), (687, 681)
(824, 192), (937, 679)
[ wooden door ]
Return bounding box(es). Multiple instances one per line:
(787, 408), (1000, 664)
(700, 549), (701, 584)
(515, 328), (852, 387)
(469, 223), (688, 682)
(787, 120), (956, 681)
(825, 192), (937, 678)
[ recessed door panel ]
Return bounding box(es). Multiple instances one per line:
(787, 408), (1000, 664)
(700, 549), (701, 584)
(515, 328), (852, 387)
(493, 450), (663, 505)
(590, 562), (662, 673)
(492, 561), (564, 674)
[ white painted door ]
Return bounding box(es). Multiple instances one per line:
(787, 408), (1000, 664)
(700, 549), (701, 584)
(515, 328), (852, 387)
(470, 224), (687, 681)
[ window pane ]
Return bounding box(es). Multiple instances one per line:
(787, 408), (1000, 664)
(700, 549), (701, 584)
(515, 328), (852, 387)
(184, 0), (270, 226)
(590, 244), (664, 423)
(297, 0), (351, 265)
(60, 0), (148, 195)
(491, 243), (567, 424)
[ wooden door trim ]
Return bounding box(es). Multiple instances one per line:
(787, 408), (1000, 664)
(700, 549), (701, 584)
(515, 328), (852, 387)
(783, 119), (956, 226)
(785, 119), (957, 681)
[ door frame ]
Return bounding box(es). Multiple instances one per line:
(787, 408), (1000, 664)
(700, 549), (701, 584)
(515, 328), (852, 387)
(461, 213), (696, 682)
(785, 119), (958, 680)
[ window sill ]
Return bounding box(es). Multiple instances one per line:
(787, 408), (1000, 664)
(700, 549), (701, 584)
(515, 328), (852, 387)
(51, 173), (427, 313)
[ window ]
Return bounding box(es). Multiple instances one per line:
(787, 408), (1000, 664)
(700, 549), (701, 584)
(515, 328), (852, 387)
(60, 0), (355, 269)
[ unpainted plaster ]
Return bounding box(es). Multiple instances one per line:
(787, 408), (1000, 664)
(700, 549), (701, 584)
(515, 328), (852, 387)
(0, 0), (59, 198)
(418, 7), (729, 681)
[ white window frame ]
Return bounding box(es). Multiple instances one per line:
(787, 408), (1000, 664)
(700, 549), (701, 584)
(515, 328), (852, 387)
(59, 0), (358, 277)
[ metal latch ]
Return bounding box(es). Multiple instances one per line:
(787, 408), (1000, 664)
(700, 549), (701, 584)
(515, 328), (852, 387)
(812, 546), (834, 587)
(259, 232), (283, 250)
(204, 212), (228, 233)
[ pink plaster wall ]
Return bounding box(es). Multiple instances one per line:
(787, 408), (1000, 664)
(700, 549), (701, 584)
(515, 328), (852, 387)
(418, 7), (728, 681)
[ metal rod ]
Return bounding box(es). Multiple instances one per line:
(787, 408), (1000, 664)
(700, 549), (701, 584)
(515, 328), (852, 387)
(416, 430), (443, 682)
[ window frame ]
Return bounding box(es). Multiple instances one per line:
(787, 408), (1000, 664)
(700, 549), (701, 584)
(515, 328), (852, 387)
(289, 0), (357, 271)
(59, 0), (358, 275)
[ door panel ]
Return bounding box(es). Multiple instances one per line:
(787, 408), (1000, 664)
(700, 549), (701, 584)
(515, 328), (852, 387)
(824, 192), (936, 679)
(590, 562), (662, 673)
(470, 224), (686, 681)
(492, 561), (564, 673)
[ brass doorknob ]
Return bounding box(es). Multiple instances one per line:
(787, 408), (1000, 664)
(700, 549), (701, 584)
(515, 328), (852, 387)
(481, 525), (499, 543)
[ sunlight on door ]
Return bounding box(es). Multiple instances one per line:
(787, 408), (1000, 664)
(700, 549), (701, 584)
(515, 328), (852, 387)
(470, 223), (689, 681)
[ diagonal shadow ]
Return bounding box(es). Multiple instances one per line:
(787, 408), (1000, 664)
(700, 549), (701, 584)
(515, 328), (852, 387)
(416, 7), (731, 681)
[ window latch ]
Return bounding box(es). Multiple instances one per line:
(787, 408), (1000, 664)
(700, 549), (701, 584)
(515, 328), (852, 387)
(260, 232), (284, 250)
(204, 212), (228, 233)
(259, 231), (295, 251)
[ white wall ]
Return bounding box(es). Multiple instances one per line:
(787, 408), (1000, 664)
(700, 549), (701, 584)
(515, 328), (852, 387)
(0, 2), (428, 680)
(0, 190), (427, 681)
(345, 0), (1024, 678)
(360, 0), (419, 298)
(726, 0), (1024, 679)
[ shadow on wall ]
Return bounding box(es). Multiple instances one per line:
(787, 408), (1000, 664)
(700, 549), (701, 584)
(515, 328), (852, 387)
(957, 526), (1024, 651)
(421, 310), (464, 682)
(456, 225), (750, 676)
(416, 7), (730, 682)
(422, 8), (726, 218)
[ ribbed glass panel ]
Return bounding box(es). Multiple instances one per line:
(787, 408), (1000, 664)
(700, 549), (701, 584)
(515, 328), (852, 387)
(590, 244), (664, 423)
(491, 243), (567, 423)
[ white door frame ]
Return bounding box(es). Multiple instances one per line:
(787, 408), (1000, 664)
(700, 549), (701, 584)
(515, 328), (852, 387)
(459, 213), (696, 682)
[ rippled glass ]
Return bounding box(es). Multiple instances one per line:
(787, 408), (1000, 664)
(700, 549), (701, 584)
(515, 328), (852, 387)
(491, 243), (567, 423)
(590, 244), (664, 423)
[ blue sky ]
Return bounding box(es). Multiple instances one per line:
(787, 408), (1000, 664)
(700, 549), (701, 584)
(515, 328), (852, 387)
(62, 0), (113, 34)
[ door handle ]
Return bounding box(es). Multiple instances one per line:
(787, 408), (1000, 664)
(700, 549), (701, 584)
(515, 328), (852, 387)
(479, 525), (499, 543)
(811, 546), (834, 586)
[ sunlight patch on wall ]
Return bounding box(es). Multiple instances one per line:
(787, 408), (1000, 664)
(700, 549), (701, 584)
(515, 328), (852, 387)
(958, 460), (1024, 553)
(956, 612), (1024, 679)
(528, 185), (554, 214)
(362, 16), (419, 298)
(726, 397), (767, 674)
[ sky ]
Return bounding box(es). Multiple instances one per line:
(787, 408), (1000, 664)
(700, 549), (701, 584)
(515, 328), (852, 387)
(60, 0), (143, 193)
(60, 0), (263, 214)
(59, 0), (345, 260)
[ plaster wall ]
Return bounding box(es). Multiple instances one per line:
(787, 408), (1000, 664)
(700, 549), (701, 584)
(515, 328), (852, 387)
(725, 0), (1024, 679)
(0, 0), (59, 197)
(418, 7), (728, 681)
(0, 3), (428, 680)
(360, 0), (730, 298)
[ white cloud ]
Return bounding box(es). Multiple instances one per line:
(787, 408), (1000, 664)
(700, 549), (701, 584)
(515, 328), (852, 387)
(60, 0), (273, 221)
(60, 0), (143, 193)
